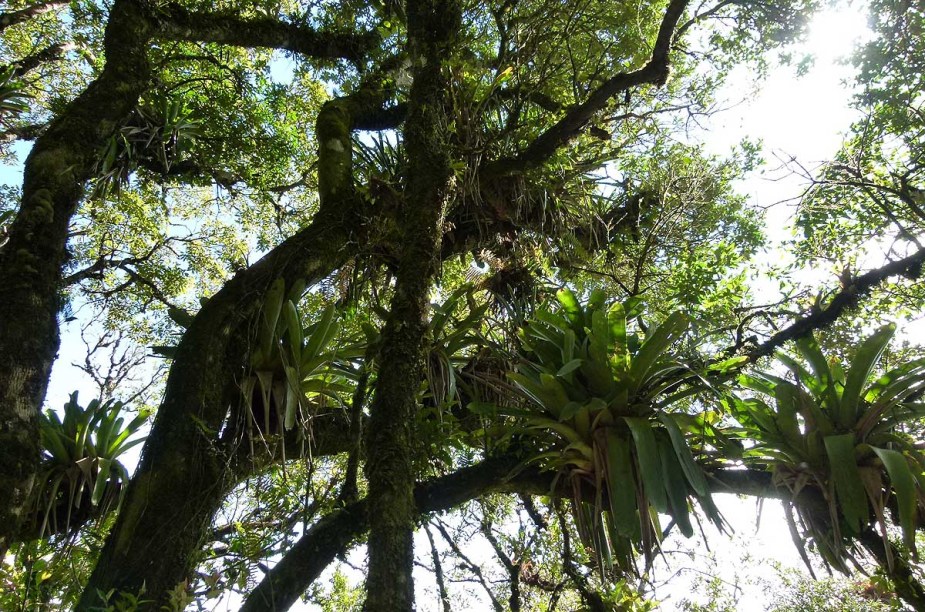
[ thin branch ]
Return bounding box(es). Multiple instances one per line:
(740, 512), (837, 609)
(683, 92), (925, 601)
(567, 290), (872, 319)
(479, 509), (522, 612)
(2, 42), (75, 78)
(0, 122), (46, 144)
(434, 518), (505, 612)
(740, 245), (925, 361)
(425, 525), (453, 612)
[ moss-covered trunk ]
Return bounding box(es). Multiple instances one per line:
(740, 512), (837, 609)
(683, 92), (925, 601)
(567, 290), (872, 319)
(77, 92), (367, 608)
(363, 0), (460, 609)
(0, 0), (153, 556)
(77, 208), (359, 609)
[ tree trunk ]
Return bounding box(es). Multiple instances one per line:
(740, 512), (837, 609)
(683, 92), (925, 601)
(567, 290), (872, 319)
(242, 455), (523, 611)
(79, 70), (385, 607)
(77, 202), (359, 609)
(363, 0), (460, 609)
(0, 0), (153, 557)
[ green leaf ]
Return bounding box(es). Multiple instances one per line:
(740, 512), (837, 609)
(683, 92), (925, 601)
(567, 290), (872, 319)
(629, 312), (688, 396)
(659, 435), (694, 537)
(556, 288), (582, 324)
(773, 383), (805, 453)
(302, 305), (338, 370)
(625, 417), (667, 513)
(823, 433), (868, 535)
(562, 329), (577, 365)
(91, 458), (112, 506)
(589, 309), (610, 364)
(708, 356), (748, 374)
(658, 413), (710, 497)
(260, 278), (286, 358)
(557, 358), (583, 377)
(871, 447), (918, 552)
(508, 371), (559, 415)
(841, 324), (895, 428)
(283, 300), (303, 360)
(606, 430), (640, 539)
(525, 417), (584, 445)
(791, 338), (838, 408)
(283, 365), (300, 430)
(540, 373), (570, 413)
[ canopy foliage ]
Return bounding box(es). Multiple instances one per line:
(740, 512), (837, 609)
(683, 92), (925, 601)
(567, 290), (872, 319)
(1, 0), (925, 610)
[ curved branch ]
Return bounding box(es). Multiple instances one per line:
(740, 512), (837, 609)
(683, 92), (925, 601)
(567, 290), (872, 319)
(240, 459), (791, 611)
(484, 0), (689, 176)
(2, 42), (75, 78)
(77, 197), (364, 608)
(240, 455), (524, 611)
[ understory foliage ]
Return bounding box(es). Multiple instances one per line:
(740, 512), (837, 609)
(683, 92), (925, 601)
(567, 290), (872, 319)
(3, 0), (925, 610)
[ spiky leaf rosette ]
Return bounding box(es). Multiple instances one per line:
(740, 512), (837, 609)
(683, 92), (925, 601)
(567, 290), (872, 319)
(503, 288), (724, 577)
(728, 325), (925, 572)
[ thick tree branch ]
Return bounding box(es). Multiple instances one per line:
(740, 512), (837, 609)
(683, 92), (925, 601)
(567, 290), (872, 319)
(80, 62), (400, 609)
(239, 458), (794, 611)
(0, 0), (155, 558)
(240, 454), (524, 611)
(80, 69), (406, 609)
(77, 196), (364, 609)
(153, 3), (377, 64)
(0, 0), (67, 34)
(484, 0), (689, 176)
(2, 42), (74, 78)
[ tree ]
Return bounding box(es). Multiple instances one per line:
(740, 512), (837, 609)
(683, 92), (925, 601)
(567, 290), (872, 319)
(1, 0), (925, 609)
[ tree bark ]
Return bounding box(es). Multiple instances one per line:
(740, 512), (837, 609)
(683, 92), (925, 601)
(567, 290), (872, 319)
(76, 199), (361, 609)
(362, 0), (460, 608)
(0, 0), (67, 34)
(154, 3), (377, 65)
(0, 0), (154, 558)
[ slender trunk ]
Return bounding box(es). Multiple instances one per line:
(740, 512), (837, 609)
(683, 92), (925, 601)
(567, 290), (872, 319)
(0, 0), (153, 557)
(363, 0), (460, 608)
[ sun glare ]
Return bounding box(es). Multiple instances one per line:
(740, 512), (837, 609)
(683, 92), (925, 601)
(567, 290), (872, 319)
(802, 6), (872, 63)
